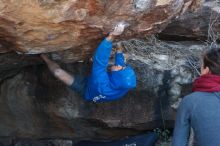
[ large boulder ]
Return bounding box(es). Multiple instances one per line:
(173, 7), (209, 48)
(0, 0), (207, 142)
(0, 0), (202, 56)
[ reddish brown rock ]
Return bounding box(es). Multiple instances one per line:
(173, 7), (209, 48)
(0, 0), (202, 57)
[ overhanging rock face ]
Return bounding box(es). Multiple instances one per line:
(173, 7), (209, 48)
(0, 0), (206, 141)
(0, 0), (202, 56)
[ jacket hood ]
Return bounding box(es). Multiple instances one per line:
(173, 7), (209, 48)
(109, 66), (136, 89)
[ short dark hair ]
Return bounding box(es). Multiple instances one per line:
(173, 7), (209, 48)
(203, 47), (220, 75)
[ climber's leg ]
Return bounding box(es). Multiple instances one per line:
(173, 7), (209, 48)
(41, 54), (74, 86)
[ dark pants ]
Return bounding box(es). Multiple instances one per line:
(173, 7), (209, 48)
(69, 75), (87, 97)
(69, 60), (90, 96)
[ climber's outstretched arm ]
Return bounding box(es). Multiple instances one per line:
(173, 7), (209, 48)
(40, 54), (74, 86)
(92, 22), (128, 75)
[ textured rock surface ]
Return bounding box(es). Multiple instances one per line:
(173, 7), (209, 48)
(0, 40), (206, 139)
(161, 0), (220, 41)
(0, 0), (208, 142)
(0, 0), (202, 55)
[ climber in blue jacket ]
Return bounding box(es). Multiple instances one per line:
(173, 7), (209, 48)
(41, 22), (136, 102)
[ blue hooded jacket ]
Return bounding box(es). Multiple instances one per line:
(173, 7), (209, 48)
(84, 38), (136, 102)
